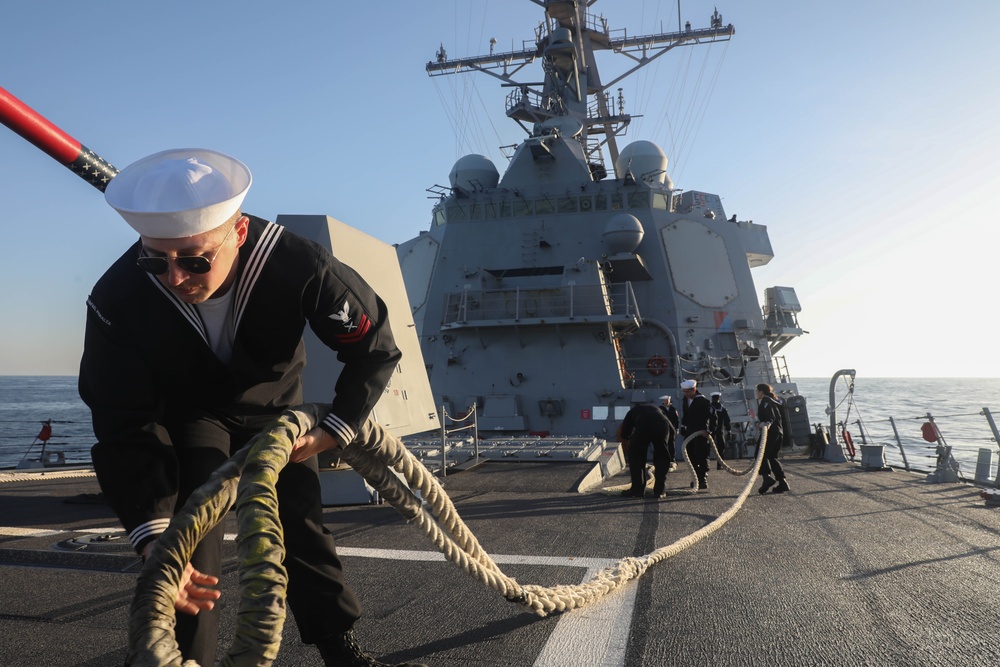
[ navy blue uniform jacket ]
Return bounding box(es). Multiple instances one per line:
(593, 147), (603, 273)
(79, 215), (401, 551)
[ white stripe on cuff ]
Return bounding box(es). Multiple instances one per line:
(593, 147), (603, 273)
(128, 518), (171, 549)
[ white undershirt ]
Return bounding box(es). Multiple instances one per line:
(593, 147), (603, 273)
(195, 288), (236, 363)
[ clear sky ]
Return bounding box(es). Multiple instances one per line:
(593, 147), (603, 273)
(1, 1), (998, 379)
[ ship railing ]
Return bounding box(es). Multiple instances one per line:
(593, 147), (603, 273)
(831, 408), (1000, 485)
(441, 282), (641, 329)
(674, 353), (750, 388)
(435, 403), (479, 478)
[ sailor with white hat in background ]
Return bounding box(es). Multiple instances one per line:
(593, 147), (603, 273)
(679, 379), (713, 489)
(658, 394), (681, 462)
(82, 149), (426, 666)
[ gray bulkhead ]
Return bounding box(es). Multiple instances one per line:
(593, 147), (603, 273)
(398, 134), (780, 438)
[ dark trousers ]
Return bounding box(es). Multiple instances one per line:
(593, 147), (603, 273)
(628, 430), (673, 493)
(686, 435), (710, 484)
(760, 429), (785, 482)
(168, 414), (361, 666)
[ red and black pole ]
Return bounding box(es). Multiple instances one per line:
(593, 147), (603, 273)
(0, 85), (119, 192)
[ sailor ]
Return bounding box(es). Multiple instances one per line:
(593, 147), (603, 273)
(79, 149), (425, 667)
(755, 383), (790, 494)
(710, 392), (731, 468)
(679, 379), (713, 490)
(619, 398), (675, 498)
(658, 394), (681, 462)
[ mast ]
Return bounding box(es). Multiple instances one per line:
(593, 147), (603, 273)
(426, 1), (734, 176)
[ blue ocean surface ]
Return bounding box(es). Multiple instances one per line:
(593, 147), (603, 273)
(792, 376), (1000, 476)
(1, 375), (999, 477)
(0, 376), (93, 468)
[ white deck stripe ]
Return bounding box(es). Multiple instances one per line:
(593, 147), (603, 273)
(0, 527), (66, 537)
(533, 566), (635, 667)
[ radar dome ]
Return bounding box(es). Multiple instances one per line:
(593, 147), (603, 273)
(449, 154), (500, 192)
(603, 213), (644, 255)
(615, 140), (672, 187)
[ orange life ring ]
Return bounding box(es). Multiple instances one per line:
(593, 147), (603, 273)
(647, 355), (667, 376)
(842, 429), (856, 458)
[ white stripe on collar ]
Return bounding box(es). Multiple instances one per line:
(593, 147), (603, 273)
(145, 221), (284, 346)
(144, 271), (209, 345)
(233, 221), (284, 332)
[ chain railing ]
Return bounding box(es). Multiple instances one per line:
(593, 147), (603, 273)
(438, 403), (479, 477)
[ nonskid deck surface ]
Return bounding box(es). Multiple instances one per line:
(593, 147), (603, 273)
(1, 457), (998, 666)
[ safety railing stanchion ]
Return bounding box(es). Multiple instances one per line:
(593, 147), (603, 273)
(440, 404), (447, 478)
(888, 416), (910, 472)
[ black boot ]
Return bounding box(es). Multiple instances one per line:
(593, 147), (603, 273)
(758, 475), (776, 495)
(772, 479), (790, 494)
(316, 630), (428, 667)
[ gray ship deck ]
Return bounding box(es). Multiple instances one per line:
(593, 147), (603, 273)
(1, 455), (998, 666)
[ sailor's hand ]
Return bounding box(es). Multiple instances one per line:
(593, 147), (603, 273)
(291, 426), (340, 463)
(175, 562), (221, 616)
(142, 543), (220, 615)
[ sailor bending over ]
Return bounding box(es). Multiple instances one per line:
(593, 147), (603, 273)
(80, 148), (425, 667)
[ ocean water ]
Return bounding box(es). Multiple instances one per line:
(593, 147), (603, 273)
(793, 376), (1000, 477)
(2, 376), (999, 478)
(0, 376), (93, 468)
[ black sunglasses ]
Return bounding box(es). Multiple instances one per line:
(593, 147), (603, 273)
(136, 222), (237, 275)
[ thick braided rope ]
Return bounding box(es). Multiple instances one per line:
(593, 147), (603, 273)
(128, 402), (769, 660)
(340, 414), (769, 616)
(670, 427), (764, 494)
(337, 422), (520, 594)
(127, 405), (321, 667)
(512, 425), (770, 614)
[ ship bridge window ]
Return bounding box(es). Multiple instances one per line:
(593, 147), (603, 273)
(594, 194), (608, 211)
(557, 196), (578, 213)
(514, 200), (532, 216)
(433, 206), (446, 226)
(628, 191), (648, 209)
(610, 193), (624, 210)
(535, 197), (555, 215)
(446, 202), (483, 222)
(488, 201), (521, 219)
(652, 193), (670, 211)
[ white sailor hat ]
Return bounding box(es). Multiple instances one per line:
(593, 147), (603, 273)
(658, 395), (671, 401)
(711, 392), (722, 398)
(680, 380), (697, 390)
(105, 148), (252, 238)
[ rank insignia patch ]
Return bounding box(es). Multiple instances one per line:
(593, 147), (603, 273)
(329, 300), (371, 343)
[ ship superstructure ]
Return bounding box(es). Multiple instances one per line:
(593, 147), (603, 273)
(397, 1), (807, 443)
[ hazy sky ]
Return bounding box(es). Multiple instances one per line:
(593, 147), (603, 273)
(1, 1), (998, 379)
